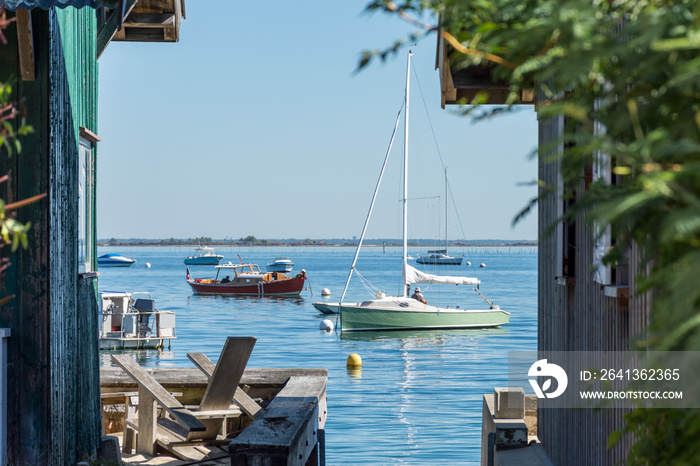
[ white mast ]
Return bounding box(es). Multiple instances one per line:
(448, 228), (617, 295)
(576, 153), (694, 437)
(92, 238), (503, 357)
(402, 50), (413, 297)
(445, 166), (449, 251)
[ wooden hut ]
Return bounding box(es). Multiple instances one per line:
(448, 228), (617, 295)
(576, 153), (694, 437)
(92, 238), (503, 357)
(0, 1), (184, 463)
(436, 35), (535, 107)
(436, 34), (647, 465)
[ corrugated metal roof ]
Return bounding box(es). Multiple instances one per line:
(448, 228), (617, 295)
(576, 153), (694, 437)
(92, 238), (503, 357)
(1, 0), (117, 9)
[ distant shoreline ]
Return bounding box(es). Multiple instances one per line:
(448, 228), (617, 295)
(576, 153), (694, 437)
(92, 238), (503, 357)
(97, 239), (538, 248)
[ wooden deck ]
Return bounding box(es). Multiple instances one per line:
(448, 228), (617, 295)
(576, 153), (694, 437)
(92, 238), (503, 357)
(101, 366), (327, 464)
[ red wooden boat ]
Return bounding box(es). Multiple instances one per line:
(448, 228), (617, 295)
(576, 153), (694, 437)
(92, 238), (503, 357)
(187, 262), (306, 297)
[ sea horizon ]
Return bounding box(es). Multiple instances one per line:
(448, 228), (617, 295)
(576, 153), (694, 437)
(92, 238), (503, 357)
(97, 238), (538, 247)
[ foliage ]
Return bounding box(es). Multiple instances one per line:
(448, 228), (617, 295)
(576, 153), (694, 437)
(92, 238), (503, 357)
(364, 0), (700, 463)
(1, 10), (39, 307)
(1, 81), (38, 253)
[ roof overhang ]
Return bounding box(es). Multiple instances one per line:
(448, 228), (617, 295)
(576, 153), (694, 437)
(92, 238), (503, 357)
(436, 32), (534, 107)
(97, 0), (185, 58)
(1, 0), (117, 8)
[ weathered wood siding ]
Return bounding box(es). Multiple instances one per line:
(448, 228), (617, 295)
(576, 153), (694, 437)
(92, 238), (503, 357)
(51, 7), (101, 463)
(536, 111), (649, 465)
(0, 7), (100, 464)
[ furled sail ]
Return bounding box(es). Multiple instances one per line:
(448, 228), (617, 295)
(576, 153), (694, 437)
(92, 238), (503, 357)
(404, 264), (480, 286)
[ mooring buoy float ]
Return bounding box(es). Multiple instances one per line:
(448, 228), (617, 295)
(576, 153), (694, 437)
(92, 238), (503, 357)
(346, 353), (362, 369)
(321, 288), (331, 296)
(320, 319), (334, 331)
(145, 262), (151, 268)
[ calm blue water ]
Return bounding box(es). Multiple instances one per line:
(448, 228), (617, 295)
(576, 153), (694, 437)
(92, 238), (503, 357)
(98, 245), (537, 465)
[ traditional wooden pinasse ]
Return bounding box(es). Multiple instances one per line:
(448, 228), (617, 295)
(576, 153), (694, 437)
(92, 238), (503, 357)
(187, 262), (307, 297)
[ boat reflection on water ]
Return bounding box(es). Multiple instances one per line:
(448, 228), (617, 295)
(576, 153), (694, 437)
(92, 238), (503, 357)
(186, 294), (307, 306)
(338, 326), (508, 343)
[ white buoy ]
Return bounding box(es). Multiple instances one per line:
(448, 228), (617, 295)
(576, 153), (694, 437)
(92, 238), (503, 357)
(480, 263), (486, 268)
(466, 261), (472, 267)
(321, 288), (331, 296)
(145, 262), (151, 268)
(320, 319), (334, 331)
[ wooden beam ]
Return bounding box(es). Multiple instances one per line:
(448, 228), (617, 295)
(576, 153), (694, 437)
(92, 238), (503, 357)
(137, 387), (158, 455)
(188, 352), (263, 420)
(192, 337), (256, 441)
(123, 13), (175, 27)
(96, 0), (139, 59)
(229, 375), (327, 465)
(111, 355), (206, 433)
(15, 9), (34, 81)
(79, 126), (101, 144)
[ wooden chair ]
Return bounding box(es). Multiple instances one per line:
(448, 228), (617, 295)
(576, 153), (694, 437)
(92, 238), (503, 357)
(111, 336), (257, 459)
(187, 351), (262, 420)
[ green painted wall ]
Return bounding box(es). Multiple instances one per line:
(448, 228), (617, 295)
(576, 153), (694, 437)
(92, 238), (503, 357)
(0, 6), (101, 464)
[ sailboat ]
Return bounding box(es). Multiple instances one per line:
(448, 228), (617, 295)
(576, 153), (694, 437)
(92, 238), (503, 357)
(312, 51), (509, 332)
(415, 167), (465, 265)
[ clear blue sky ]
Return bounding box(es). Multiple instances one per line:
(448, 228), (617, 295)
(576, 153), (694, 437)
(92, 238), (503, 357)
(97, 1), (538, 241)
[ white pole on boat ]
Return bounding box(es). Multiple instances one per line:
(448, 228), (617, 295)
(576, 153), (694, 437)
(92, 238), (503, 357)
(402, 50), (413, 297)
(445, 166), (449, 253)
(337, 106), (403, 313)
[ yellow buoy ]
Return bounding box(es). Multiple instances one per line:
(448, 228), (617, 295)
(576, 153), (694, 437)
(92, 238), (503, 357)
(346, 353), (362, 369)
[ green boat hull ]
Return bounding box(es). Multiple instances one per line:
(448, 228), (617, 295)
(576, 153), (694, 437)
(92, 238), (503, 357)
(339, 297), (510, 332)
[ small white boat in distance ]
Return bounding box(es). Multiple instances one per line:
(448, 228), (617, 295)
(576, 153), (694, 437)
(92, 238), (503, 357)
(184, 246), (224, 265)
(416, 249), (464, 265)
(99, 292), (176, 350)
(266, 257), (294, 273)
(98, 253), (136, 267)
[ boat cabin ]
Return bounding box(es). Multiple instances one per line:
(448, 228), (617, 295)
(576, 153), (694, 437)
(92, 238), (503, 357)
(211, 263), (288, 284)
(99, 292), (176, 350)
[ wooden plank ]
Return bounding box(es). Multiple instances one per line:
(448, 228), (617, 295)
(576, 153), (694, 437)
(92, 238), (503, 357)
(78, 126), (101, 143)
(200, 337), (256, 410)
(111, 355), (205, 433)
(137, 388), (158, 455)
(187, 352), (216, 377)
(101, 367), (328, 406)
(15, 9), (34, 81)
(229, 375), (327, 465)
(188, 352), (263, 419)
(101, 366), (327, 387)
(124, 13), (175, 26)
(154, 418), (206, 461)
(191, 407), (242, 419)
(189, 337), (256, 441)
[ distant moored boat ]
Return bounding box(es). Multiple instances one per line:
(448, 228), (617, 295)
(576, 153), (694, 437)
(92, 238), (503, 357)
(266, 257), (294, 273)
(415, 249), (463, 265)
(187, 261), (307, 297)
(184, 246), (224, 265)
(98, 253), (136, 267)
